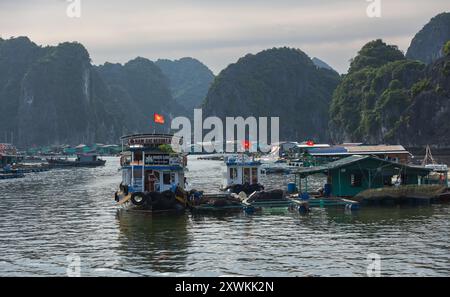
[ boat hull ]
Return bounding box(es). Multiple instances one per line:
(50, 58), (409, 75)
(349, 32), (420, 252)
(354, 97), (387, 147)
(115, 189), (186, 213)
(47, 159), (106, 168)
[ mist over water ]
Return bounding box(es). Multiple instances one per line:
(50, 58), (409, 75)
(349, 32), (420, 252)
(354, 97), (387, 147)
(0, 156), (448, 276)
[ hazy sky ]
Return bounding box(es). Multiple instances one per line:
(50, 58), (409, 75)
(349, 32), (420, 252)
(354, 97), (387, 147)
(0, 0), (448, 74)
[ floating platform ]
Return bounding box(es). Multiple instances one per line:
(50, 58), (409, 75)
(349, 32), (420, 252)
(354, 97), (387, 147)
(291, 197), (360, 211)
(0, 172), (25, 179)
(353, 185), (450, 206)
(241, 197), (297, 214)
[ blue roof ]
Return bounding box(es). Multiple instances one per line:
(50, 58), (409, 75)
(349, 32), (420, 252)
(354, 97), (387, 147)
(307, 146), (348, 154)
(226, 161), (261, 166)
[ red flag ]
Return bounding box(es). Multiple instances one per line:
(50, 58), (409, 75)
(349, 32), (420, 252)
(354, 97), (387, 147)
(242, 140), (251, 150)
(306, 140), (314, 146)
(154, 113), (165, 124)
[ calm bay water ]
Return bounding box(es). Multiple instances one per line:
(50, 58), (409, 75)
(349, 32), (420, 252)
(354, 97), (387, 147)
(0, 156), (449, 276)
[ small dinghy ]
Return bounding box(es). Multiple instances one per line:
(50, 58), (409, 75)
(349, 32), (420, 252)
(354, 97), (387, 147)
(242, 189), (295, 213)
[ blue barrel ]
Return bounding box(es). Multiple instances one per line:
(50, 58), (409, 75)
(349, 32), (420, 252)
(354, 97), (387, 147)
(300, 192), (310, 200)
(287, 183), (297, 194)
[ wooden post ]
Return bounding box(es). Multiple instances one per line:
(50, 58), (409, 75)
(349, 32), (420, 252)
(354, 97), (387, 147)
(131, 151), (134, 188)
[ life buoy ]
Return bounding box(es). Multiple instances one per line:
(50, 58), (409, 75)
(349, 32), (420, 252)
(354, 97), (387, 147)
(131, 192), (146, 206)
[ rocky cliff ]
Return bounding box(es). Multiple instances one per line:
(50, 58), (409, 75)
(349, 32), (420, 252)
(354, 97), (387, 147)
(330, 39), (450, 146)
(202, 47), (341, 141)
(0, 38), (121, 146)
(97, 57), (185, 134)
(406, 12), (450, 64)
(155, 57), (214, 112)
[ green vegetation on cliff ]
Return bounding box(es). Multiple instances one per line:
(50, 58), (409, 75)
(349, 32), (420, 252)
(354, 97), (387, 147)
(330, 40), (424, 143)
(203, 47), (340, 141)
(155, 58), (214, 111)
(330, 37), (450, 146)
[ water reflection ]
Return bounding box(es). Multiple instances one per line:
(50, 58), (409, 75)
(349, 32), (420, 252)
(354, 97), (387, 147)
(115, 210), (191, 275)
(0, 156), (448, 276)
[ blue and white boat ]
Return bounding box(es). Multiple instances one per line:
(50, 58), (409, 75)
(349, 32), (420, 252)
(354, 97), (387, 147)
(221, 154), (264, 195)
(114, 133), (188, 212)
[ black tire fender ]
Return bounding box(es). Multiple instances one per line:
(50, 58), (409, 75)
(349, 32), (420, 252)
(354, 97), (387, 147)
(131, 192), (146, 206)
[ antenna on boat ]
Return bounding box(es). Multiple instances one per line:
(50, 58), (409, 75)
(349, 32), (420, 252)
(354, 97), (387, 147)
(421, 145), (436, 166)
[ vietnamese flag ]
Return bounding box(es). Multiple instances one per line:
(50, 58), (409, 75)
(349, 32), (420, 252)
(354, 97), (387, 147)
(154, 113), (165, 124)
(242, 140), (251, 150)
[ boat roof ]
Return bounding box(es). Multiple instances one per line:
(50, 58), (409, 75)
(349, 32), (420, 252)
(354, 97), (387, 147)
(295, 155), (431, 176)
(225, 154), (261, 167)
(226, 161), (262, 167)
(120, 133), (183, 149)
(306, 145), (411, 156)
(121, 133), (176, 140)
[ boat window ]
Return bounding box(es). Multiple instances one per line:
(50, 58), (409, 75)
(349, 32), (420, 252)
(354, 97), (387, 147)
(230, 168), (237, 179)
(133, 152), (142, 164)
(163, 172), (171, 185)
(251, 168), (258, 184)
(351, 173), (362, 187)
(243, 168), (251, 184)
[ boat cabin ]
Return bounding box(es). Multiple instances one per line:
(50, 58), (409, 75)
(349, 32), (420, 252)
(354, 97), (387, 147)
(295, 155), (434, 197)
(224, 155), (261, 188)
(120, 134), (186, 193)
(0, 143), (22, 168)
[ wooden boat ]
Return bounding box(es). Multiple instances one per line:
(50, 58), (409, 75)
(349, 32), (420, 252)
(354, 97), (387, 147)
(47, 154), (106, 168)
(114, 133), (188, 212)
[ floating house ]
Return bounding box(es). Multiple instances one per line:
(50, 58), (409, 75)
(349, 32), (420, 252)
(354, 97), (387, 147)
(295, 155), (434, 197)
(0, 143), (22, 167)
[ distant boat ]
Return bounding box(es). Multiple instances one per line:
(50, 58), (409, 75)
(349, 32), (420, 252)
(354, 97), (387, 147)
(47, 154), (106, 168)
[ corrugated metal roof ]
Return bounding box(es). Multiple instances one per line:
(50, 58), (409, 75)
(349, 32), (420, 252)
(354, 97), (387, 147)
(296, 155), (368, 175)
(307, 145), (410, 156)
(295, 155), (431, 176)
(346, 145), (407, 153)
